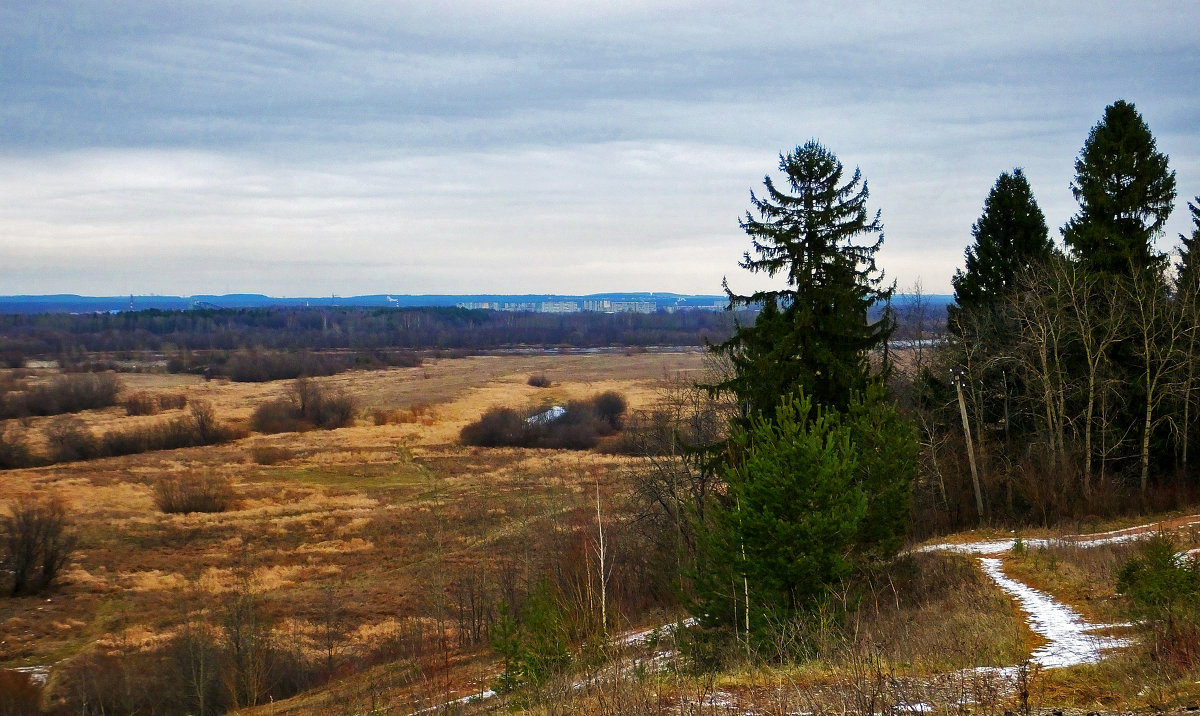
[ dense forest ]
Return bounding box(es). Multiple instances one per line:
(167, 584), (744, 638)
(0, 306), (743, 366)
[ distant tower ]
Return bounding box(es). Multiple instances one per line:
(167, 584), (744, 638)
(129, 294), (134, 311)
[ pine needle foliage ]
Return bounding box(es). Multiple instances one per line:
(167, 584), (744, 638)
(950, 167), (1054, 337)
(1062, 99), (1176, 277)
(713, 140), (894, 420)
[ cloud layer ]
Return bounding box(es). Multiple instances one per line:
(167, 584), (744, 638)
(2, 1), (1198, 296)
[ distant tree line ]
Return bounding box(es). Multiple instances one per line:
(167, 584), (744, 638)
(0, 306), (741, 365)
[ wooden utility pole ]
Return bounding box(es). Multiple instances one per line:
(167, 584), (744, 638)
(953, 368), (985, 520)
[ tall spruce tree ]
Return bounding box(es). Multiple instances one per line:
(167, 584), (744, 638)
(946, 169), (1055, 450)
(713, 140), (895, 420)
(691, 142), (915, 641)
(1062, 100), (1176, 276)
(950, 168), (1053, 333)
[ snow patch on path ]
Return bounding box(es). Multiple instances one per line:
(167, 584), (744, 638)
(978, 557), (1129, 668)
(920, 517), (1200, 556)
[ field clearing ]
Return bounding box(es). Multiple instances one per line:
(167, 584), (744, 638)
(0, 351), (705, 709)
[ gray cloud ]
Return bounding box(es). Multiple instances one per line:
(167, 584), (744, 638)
(2, 1), (1198, 296)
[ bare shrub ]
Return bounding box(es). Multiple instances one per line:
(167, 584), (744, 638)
(249, 445), (295, 465)
(0, 423), (35, 470)
(0, 372), (122, 419)
(460, 407), (530, 447)
(123, 391), (160, 416)
(1, 494), (77, 596)
(305, 388), (356, 429)
(99, 401), (241, 459)
(591, 391), (627, 432)
(123, 391), (186, 416)
(153, 472), (235, 514)
(251, 379), (355, 434)
(461, 393), (628, 450)
(250, 399), (308, 434)
(372, 408), (401, 425)
(222, 349), (345, 382)
(527, 374), (552, 388)
(45, 415), (100, 463)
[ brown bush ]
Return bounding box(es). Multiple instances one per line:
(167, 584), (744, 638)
(0, 372), (122, 419)
(123, 391), (160, 416)
(372, 408), (401, 425)
(2, 494), (77, 596)
(250, 399), (309, 434)
(527, 374), (552, 388)
(251, 380), (356, 434)
(0, 424), (35, 470)
(460, 392), (628, 450)
(45, 415), (101, 463)
(249, 445), (294, 465)
(153, 472), (235, 514)
(123, 391), (186, 416)
(460, 407), (530, 447)
(158, 393), (188, 411)
(100, 402), (241, 459)
(0, 669), (42, 714)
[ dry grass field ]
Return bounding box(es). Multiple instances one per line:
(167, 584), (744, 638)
(5, 350), (1200, 714)
(0, 351), (706, 712)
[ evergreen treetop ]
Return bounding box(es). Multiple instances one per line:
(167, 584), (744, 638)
(1062, 100), (1176, 276)
(951, 168), (1053, 323)
(1179, 197), (1199, 283)
(714, 140), (894, 418)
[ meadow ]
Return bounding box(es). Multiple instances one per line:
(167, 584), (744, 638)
(3, 350), (1200, 715)
(0, 351), (704, 712)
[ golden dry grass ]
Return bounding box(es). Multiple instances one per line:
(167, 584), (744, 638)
(0, 351), (703, 703)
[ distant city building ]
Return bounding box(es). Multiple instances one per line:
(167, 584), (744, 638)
(610, 301), (656, 314)
(456, 298), (724, 314)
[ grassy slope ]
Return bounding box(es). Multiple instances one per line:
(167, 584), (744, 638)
(3, 352), (1199, 714)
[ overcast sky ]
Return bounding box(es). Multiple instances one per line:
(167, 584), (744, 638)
(2, 1), (1198, 297)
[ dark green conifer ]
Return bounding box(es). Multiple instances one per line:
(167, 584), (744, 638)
(713, 140), (894, 419)
(950, 168), (1053, 333)
(1062, 100), (1176, 276)
(1179, 197), (1199, 283)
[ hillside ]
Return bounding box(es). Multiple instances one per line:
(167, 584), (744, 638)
(1, 352), (1197, 714)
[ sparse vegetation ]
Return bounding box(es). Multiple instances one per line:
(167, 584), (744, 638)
(124, 390), (187, 415)
(250, 378), (357, 434)
(1117, 534), (1200, 669)
(459, 392), (628, 450)
(1, 494), (76, 597)
(153, 471), (236, 514)
(527, 373), (552, 388)
(0, 372), (121, 419)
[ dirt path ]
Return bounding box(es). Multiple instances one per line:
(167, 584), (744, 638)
(922, 513), (1200, 668)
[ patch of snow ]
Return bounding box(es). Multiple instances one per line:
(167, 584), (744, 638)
(9, 666), (49, 686)
(527, 405), (566, 425)
(411, 688), (496, 714)
(920, 516), (1200, 556)
(616, 617), (698, 646)
(978, 557), (1129, 668)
